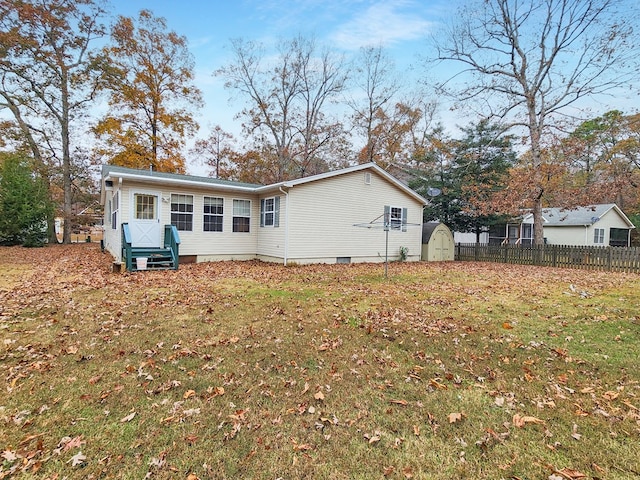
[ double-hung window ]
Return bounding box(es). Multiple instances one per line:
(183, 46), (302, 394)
(260, 196), (280, 227)
(171, 194), (194, 231)
(594, 228), (605, 244)
(233, 199), (251, 233)
(204, 197), (223, 232)
(384, 205), (407, 231)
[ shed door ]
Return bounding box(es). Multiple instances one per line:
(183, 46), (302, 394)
(434, 230), (451, 261)
(130, 192), (162, 248)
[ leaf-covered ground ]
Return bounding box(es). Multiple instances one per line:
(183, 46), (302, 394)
(1, 244), (639, 479)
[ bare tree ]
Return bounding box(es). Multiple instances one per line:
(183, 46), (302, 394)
(433, 0), (636, 244)
(190, 125), (235, 179)
(216, 35), (349, 181)
(349, 45), (401, 164)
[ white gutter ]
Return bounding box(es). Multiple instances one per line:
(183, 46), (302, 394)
(279, 186), (290, 265)
(104, 172), (258, 193)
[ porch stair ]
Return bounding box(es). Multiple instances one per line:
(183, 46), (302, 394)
(130, 247), (176, 271)
(122, 223), (181, 272)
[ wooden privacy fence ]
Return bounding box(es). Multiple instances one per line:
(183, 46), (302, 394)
(455, 243), (640, 273)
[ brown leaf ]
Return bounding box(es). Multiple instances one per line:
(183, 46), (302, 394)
(68, 451), (86, 467)
(512, 413), (544, 428)
(314, 391), (325, 401)
(292, 441), (313, 451)
(183, 389), (196, 399)
(364, 431), (382, 444)
(502, 322), (513, 329)
(120, 412), (136, 423)
(448, 412), (464, 423)
(390, 399), (408, 406)
(554, 467), (587, 479)
(62, 436), (85, 452)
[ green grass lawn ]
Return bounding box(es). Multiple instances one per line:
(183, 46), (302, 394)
(1, 244), (639, 479)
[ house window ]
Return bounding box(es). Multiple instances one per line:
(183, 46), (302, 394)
(594, 228), (605, 244)
(204, 197), (223, 232)
(260, 196), (280, 227)
(384, 205), (407, 231)
(171, 194), (193, 231)
(111, 191), (119, 230)
(610, 228), (628, 247)
(134, 194), (156, 220)
(233, 199), (251, 233)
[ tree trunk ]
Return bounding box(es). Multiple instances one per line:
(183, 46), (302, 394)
(61, 72), (72, 245)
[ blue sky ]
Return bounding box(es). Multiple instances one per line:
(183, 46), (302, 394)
(107, 0), (639, 175)
(108, 0), (451, 172)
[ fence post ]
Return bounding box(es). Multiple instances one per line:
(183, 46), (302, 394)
(607, 247), (612, 271)
(552, 245), (557, 268)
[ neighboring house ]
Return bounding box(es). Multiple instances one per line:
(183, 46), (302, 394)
(100, 162), (427, 268)
(454, 231), (489, 244)
(488, 204), (635, 247)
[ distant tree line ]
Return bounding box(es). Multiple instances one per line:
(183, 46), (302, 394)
(0, 0), (638, 246)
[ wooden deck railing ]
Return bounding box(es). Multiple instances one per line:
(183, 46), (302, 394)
(455, 243), (640, 273)
(163, 224), (180, 268)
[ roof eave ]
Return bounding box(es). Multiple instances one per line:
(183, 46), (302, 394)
(103, 171), (259, 193)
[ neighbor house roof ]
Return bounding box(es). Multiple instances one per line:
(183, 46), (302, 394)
(522, 204), (635, 228)
(101, 162), (428, 205)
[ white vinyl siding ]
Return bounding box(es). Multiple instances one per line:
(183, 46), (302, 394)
(285, 171), (423, 262)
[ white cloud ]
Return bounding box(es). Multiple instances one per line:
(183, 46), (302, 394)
(330, 1), (434, 50)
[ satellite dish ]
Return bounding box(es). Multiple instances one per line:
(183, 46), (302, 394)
(426, 187), (441, 197)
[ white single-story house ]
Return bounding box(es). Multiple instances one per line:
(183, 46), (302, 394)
(100, 162), (427, 269)
(487, 204), (635, 246)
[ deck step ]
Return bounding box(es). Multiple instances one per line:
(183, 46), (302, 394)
(129, 247), (176, 271)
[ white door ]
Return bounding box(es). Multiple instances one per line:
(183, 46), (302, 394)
(130, 192), (162, 248)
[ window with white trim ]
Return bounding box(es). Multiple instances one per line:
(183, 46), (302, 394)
(594, 227), (605, 244)
(111, 191), (119, 230)
(384, 205), (407, 231)
(204, 196), (223, 232)
(260, 196), (280, 227)
(233, 199), (251, 233)
(171, 194), (193, 231)
(390, 207), (402, 229)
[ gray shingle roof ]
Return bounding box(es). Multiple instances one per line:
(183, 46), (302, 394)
(541, 204), (618, 226)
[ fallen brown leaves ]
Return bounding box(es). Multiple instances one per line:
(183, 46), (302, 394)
(1, 245), (640, 479)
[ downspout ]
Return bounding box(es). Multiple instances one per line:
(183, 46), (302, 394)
(279, 186), (289, 265)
